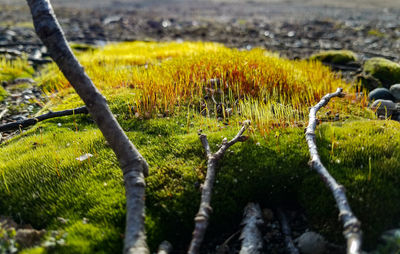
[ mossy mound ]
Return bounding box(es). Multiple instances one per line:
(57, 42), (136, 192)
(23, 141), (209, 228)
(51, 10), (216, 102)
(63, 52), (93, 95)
(363, 57), (400, 88)
(309, 50), (358, 65)
(2, 116), (400, 252)
(0, 42), (396, 253)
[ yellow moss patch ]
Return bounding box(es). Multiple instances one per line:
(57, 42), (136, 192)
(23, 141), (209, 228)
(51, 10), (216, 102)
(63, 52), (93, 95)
(38, 41), (367, 134)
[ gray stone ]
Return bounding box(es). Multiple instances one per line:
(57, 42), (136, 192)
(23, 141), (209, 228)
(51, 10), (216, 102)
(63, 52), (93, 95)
(368, 88), (395, 102)
(370, 99), (398, 117)
(390, 84), (400, 101)
(295, 231), (326, 254)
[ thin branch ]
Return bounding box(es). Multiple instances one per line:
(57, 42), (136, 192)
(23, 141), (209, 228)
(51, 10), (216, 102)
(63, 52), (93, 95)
(0, 106), (88, 132)
(305, 88), (362, 254)
(188, 120), (251, 254)
(276, 208), (299, 254)
(26, 1), (149, 253)
(239, 203), (264, 254)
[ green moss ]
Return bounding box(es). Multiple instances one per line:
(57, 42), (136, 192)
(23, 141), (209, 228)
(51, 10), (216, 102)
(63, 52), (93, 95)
(363, 57), (400, 87)
(309, 50), (358, 65)
(1, 108), (399, 252)
(21, 247), (46, 254)
(300, 120), (400, 248)
(0, 86), (6, 102)
(0, 57), (34, 83)
(0, 42), (397, 253)
(48, 222), (121, 254)
(368, 29), (385, 38)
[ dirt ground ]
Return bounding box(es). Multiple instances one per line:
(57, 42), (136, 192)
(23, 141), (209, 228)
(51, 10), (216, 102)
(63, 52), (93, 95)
(2, 0), (400, 62)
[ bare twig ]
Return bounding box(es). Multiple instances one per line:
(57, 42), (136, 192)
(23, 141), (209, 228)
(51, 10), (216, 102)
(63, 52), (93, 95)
(0, 106), (88, 132)
(239, 203), (264, 254)
(276, 208), (299, 254)
(157, 241), (173, 254)
(26, 1), (149, 253)
(188, 120), (251, 254)
(305, 88), (362, 254)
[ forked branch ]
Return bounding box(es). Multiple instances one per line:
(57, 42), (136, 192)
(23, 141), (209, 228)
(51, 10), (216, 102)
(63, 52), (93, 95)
(188, 120), (251, 254)
(305, 88), (362, 254)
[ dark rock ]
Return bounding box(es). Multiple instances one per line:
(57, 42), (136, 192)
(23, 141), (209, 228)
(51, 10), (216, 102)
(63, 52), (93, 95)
(390, 84), (400, 101)
(295, 231), (326, 254)
(370, 99), (398, 117)
(147, 20), (162, 30)
(357, 74), (381, 91)
(368, 88), (395, 102)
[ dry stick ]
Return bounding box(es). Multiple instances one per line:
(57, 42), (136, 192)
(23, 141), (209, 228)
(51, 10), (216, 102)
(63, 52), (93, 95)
(188, 120), (251, 254)
(305, 88), (362, 254)
(239, 203), (264, 254)
(26, 1), (149, 253)
(0, 106), (88, 132)
(275, 208), (299, 254)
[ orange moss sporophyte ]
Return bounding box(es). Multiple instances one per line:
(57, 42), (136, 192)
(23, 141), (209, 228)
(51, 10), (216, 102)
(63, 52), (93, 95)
(39, 41), (365, 131)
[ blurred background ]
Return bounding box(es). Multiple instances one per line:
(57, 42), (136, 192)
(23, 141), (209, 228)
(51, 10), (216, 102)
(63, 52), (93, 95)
(0, 0), (400, 60)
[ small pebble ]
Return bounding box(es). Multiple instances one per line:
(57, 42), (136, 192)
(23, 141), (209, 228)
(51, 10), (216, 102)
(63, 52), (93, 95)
(295, 231), (326, 254)
(368, 88), (395, 102)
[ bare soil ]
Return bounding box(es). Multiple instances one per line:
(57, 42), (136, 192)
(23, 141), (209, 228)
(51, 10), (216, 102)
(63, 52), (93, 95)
(1, 0), (400, 62)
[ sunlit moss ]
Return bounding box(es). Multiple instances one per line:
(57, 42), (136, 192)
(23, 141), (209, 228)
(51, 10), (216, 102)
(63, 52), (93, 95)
(301, 120), (400, 248)
(0, 56), (35, 101)
(0, 56), (34, 82)
(38, 41), (368, 132)
(309, 50), (358, 65)
(1, 42), (394, 253)
(363, 57), (400, 87)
